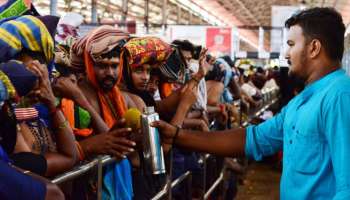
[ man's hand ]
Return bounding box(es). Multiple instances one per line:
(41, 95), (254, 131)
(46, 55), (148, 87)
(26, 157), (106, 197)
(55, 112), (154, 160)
(26, 60), (56, 109)
(52, 75), (84, 101)
(217, 104), (229, 125)
(179, 84), (198, 108)
(151, 120), (179, 153)
(151, 120), (178, 144)
(183, 118), (209, 131)
(195, 48), (210, 79)
(80, 127), (136, 159)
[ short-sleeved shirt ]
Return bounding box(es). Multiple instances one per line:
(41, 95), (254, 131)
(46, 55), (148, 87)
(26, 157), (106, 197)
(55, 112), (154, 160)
(0, 146), (46, 200)
(245, 69), (350, 200)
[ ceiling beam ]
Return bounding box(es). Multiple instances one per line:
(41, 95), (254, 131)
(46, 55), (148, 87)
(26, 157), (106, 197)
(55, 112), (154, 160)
(232, 0), (261, 26)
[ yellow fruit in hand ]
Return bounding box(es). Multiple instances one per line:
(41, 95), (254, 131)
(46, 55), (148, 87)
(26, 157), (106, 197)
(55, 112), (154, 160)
(123, 108), (141, 131)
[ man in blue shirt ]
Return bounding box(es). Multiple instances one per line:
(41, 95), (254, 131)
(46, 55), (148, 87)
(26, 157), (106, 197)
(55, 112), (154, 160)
(154, 7), (350, 200)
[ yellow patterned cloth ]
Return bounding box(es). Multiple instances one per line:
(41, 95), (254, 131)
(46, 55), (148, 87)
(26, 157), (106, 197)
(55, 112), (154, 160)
(0, 15), (54, 63)
(0, 70), (16, 99)
(123, 37), (173, 68)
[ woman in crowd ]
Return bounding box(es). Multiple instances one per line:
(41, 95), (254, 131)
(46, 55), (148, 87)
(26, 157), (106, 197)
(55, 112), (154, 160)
(0, 15), (77, 177)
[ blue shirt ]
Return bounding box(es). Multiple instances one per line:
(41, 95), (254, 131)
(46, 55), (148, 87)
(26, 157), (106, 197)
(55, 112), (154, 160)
(245, 69), (350, 200)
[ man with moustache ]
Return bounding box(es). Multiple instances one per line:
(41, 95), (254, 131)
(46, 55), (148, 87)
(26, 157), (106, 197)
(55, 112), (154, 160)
(70, 26), (142, 200)
(154, 7), (350, 200)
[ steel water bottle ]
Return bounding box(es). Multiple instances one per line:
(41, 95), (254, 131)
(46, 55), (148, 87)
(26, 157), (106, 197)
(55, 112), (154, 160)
(141, 106), (166, 174)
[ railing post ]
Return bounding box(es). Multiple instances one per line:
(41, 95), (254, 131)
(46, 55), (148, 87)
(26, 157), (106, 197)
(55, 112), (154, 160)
(187, 172), (192, 200)
(239, 100), (243, 126)
(202, 154), (207, 200)
(167, 149), (173, 200)
(97, 156), (103, 200)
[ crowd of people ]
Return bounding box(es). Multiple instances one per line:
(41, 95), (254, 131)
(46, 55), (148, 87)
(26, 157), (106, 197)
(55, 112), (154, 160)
(3, 1), (349, 200)
(0, 1), (281, 199)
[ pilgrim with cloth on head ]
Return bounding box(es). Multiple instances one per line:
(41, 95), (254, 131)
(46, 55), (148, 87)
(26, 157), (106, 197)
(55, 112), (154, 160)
(0, 15), (78, 177)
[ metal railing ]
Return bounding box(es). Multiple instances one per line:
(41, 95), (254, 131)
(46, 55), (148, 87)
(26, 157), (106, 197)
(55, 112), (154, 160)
(150, 87), (279, 200)
(50, 87), (280, 200)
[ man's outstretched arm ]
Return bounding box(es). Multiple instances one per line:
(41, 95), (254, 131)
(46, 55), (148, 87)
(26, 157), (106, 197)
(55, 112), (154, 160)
(153, 107), (286, 159)
(152, 120), (246, 157)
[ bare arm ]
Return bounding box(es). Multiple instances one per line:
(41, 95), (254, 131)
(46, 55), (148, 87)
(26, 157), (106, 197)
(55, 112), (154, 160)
(155, 88), (182, 114)
(27, 61), (77, 177)
(74, 90), (137, 159)
(72, 94), (109, 133)
(182, 118), (209, 131)
(241, 90), (259, 107)
(45, 109), (77, 177)
(176, 128), (246, 157)
(156, 75), (203, 115)
(206, 80), (224, 106)
(53, 76), (109, 134)
(123, 91), (146, 111)
(228, 79), (241, 99)
(153, 120), (246, 157)
(169, 84), (198, 126)
(207, 105), (221, 114)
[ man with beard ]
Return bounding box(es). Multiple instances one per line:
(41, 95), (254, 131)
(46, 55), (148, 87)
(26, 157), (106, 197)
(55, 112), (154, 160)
(153, 7), (350, 200)
(70, 25), (144, 200)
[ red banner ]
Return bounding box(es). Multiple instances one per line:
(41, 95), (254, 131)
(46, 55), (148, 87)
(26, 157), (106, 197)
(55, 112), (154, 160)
(206, 28), (231, 56)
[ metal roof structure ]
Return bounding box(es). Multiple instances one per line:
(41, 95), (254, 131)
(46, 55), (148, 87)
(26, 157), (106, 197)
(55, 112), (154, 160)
(33, 0), (350, 51)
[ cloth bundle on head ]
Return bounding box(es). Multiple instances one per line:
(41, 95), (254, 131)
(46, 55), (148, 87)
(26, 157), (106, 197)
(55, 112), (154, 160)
(159, 47), (186, 84)
(0, 0), (33, 20)
(119, 37), (173, 106)
(0, 15), (55, 67)
(71, 25), (129, 127)
(55, 12), (83, 45)
(54, 44), (73, 74)
(121, 37), (173, 66)
(36, 15), (59, 39)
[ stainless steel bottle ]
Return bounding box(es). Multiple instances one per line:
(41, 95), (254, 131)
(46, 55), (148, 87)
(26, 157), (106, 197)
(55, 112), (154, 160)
(141, 106), (166, 174)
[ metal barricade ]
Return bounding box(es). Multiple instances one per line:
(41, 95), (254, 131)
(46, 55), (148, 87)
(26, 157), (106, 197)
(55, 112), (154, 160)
(150, 88), (279, 200)
(50, 88), (280, 200)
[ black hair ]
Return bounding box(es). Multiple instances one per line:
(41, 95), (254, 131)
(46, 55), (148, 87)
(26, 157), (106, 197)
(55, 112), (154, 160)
(221, 55), (235, 67)
(100, 46), (122, 59)
(171, 40), (194, 52)
(151, 68), (162, 77)
(285, 7), (345, 61)
(205, 61), (225, 82)
(238, 67), (244, 75)
(256, 67), (265, 74)
(206, 54), (213, 62)
(55, 63), (73, 77)
(16, 50), (46, 64)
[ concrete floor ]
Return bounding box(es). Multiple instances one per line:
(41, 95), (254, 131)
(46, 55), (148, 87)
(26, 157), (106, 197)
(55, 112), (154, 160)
(235, 162), (281, 200)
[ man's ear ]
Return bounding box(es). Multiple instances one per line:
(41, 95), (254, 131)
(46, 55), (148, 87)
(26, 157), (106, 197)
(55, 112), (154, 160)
(308, 39), (322, 59)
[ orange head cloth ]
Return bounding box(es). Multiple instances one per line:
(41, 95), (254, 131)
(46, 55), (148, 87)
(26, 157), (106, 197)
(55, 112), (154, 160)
(70, 25), (129, 127)
(84, 51), (127, 127)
